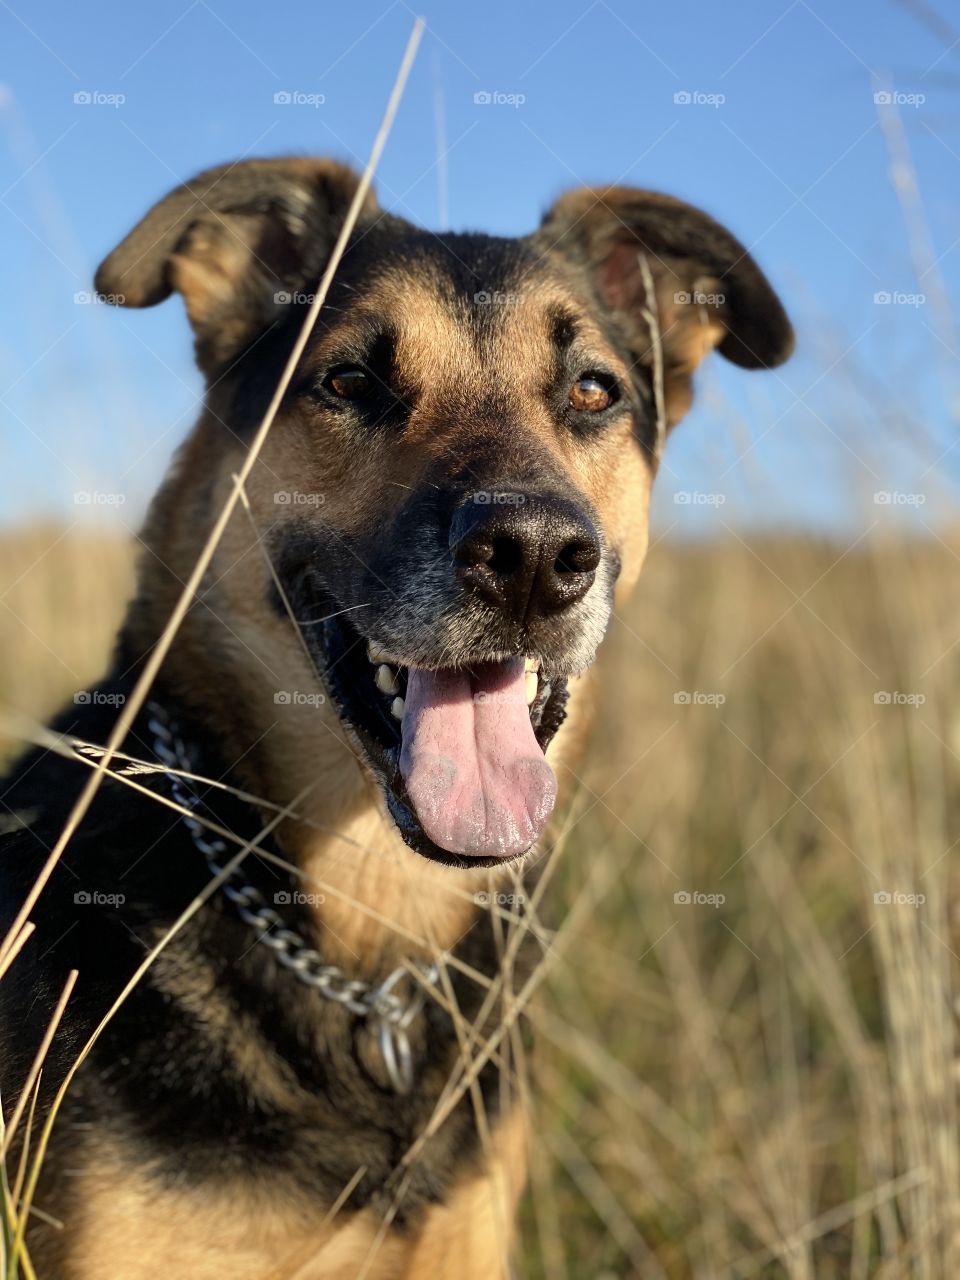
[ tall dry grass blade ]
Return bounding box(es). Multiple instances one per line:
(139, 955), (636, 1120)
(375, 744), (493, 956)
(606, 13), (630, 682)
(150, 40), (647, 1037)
(9, 1074), (42, 1218)
(0, 928), (33, 985)
(0, 970), (76, 1159)
(637, 252), (667, 459)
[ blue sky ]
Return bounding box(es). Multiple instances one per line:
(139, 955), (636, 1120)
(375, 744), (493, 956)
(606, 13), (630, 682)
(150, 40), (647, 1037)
(1, 0), (958, 533)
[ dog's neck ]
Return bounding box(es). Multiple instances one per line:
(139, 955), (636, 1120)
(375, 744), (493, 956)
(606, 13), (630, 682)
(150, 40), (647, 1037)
(278, 804), (495, 974)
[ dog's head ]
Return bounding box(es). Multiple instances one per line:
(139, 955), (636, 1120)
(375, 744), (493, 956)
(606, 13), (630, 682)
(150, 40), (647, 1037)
(98, 157), (792, 867)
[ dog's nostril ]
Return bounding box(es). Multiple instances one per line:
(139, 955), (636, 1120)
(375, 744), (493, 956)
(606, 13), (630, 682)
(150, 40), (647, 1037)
(555, 539), (601, 576)
(488, 537), (523, 577)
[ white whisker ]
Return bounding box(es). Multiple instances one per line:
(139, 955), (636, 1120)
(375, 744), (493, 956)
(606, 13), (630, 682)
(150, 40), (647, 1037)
(298, 603), (371, 627)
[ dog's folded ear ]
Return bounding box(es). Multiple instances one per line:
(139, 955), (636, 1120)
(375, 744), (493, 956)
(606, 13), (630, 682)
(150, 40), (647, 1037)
(95, 157), (377, 373)
(538, 186), (793, 424)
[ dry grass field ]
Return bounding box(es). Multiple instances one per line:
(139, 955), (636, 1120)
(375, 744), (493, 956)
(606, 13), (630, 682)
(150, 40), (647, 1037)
(1, 522), (958, 1277)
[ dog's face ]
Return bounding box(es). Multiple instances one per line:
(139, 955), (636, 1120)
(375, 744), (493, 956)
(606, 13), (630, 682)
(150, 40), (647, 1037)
(98, 158), (792, 868)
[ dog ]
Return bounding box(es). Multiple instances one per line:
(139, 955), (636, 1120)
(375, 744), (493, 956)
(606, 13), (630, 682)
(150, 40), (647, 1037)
(0, 156), (792, 1278)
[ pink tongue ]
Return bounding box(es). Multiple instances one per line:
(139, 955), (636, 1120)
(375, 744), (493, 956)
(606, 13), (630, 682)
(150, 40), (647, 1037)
(398, 658), (557, 858)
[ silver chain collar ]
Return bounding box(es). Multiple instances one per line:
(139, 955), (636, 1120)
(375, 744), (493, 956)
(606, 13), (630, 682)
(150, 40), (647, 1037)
(146, 700), (439, 1094)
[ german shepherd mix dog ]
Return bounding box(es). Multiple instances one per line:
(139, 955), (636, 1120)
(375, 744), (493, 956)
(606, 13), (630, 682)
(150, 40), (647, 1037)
(0, 157), (792, 1277)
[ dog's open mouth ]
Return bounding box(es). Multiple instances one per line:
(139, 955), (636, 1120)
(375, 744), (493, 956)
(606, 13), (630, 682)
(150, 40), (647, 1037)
(317, 612), (570, 867)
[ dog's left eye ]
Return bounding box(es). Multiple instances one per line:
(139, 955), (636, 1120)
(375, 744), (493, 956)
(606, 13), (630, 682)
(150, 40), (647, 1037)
(569, 375), (616, 413)
(324, 367), (372, 401)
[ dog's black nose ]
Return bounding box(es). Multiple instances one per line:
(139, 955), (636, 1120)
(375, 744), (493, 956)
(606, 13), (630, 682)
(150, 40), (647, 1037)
(450, 493), (601, 622)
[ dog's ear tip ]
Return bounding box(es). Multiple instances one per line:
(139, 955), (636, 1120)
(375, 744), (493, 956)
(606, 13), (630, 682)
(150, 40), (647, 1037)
(766, 320), (796, 368)
(93, 255), (168, 309)
(92, 259), (121, 304)
(720, 314), (795, 369)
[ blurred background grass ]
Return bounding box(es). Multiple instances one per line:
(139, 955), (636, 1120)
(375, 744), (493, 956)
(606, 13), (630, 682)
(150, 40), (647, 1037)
(3, 525), (958, 1276)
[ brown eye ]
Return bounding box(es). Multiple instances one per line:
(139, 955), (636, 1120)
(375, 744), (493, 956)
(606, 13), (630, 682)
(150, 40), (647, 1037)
(325, 367), (371, 400)
(569, 375), (613, 413)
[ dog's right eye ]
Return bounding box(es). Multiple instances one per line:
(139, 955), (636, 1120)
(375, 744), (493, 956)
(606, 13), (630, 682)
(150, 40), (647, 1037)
(323, 367), (372, 401)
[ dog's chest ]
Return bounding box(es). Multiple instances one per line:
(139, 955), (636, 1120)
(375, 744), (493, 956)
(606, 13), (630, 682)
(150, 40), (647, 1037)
(37, 1104), (526, 1280)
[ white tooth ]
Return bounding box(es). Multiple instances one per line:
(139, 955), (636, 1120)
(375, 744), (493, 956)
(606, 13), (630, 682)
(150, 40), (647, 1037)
(375, 664), (399, 696)
(367, 640), (393, 664)
(524, 656), (540, 673)
(391, 696), (405, 720)
(525, 671), (538, 706)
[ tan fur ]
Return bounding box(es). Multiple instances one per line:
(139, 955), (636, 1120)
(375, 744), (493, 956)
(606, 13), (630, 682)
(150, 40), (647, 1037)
(34, 1111), (525, 1280)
